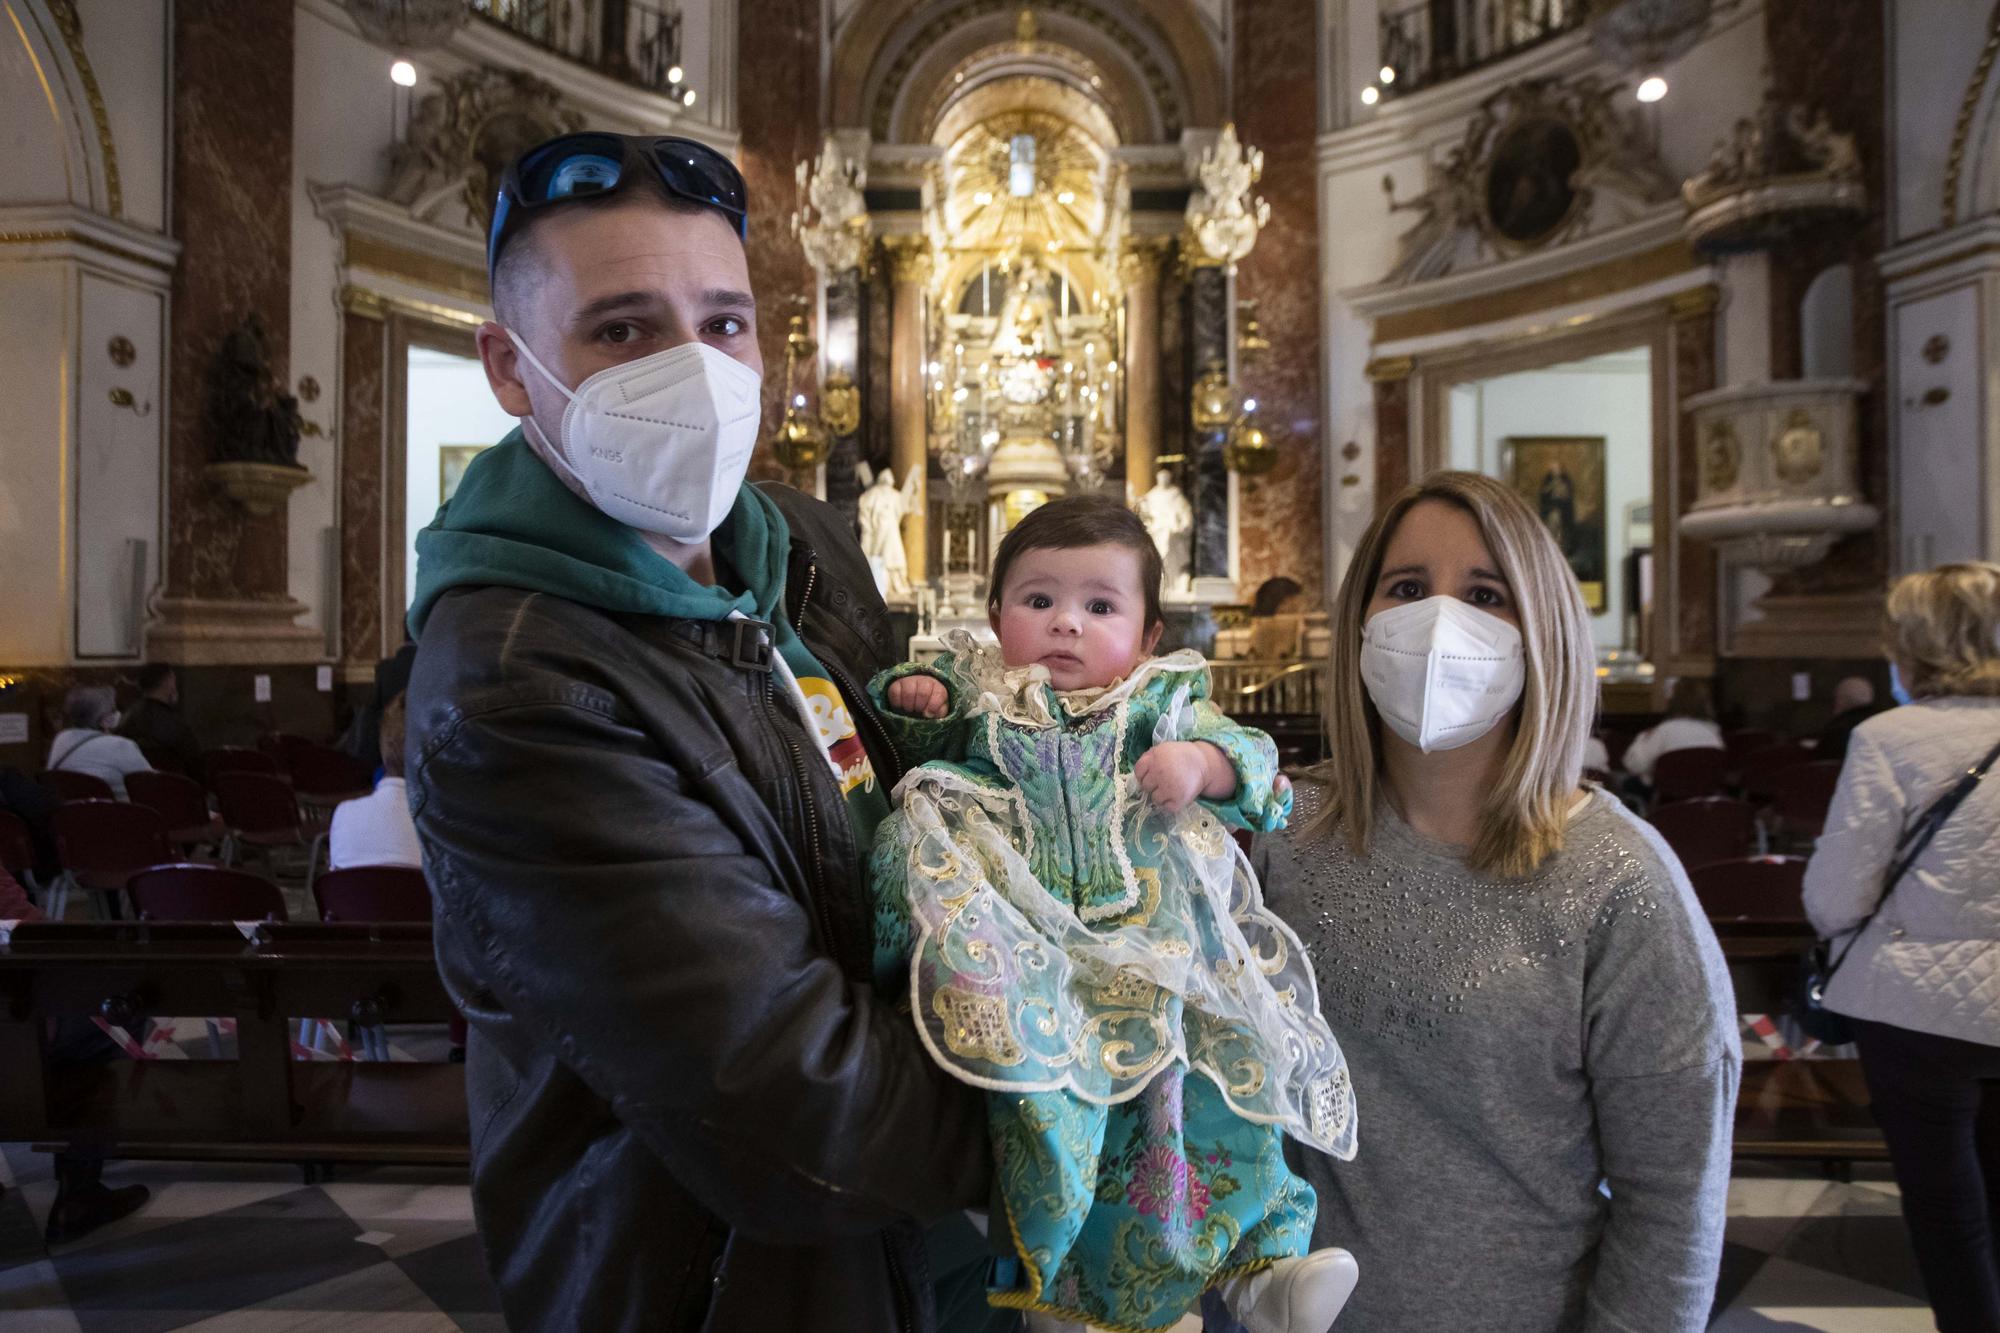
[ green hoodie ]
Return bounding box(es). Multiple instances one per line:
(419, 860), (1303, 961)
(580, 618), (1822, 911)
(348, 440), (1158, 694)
(409, 430), (888, 842)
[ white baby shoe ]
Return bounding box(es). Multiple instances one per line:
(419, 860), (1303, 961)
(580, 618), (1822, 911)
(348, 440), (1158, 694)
(1216, 1247), (1360, 1333)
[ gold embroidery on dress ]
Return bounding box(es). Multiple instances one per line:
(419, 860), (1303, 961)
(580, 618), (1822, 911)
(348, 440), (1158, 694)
(934, 986), (1026, 1066)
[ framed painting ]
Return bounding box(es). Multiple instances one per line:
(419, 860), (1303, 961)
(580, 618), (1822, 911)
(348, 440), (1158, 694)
(1504, 435), (1608, 614)
(438, 444), (490, 504)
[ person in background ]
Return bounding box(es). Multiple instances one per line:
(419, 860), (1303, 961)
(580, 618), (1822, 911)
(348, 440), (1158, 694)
(338, 640), (417, 778)
(1258, 471), (1739, 1332)
(117, 663), (204, 778)
(1618, 676), (1725, 787)
(1814, 674), (1884, 763)
(328, 693), (421, 871)
(47, 686), (152, 800)
(1804, 562), (2000, 1332)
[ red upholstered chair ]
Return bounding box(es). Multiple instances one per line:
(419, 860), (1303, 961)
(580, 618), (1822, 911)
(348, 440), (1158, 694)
(128, 863), (288, 922)
(313, 865), (431, 923)
(1740, 742), (1814, 805)
(1652, 747), (1731, 804)
(41, 769), (115, 803)
(1689, 855), (1809, 924)
(1650, 797), (1758, 872)
(126, 770), (226, 852)
(256, 732), (317, 775)
(1723, 729), (1781, 766)
(1773, 761), (1844, 845)
(51, 799), (174, 920)
(0, 808), (37, 890)
(290, 744), (374, 823)
(204, 746), (280, 793)
(213, 770), (320, 890)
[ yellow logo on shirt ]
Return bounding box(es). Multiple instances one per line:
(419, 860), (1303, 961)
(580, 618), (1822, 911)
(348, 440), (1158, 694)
(798, 676), (877, 796)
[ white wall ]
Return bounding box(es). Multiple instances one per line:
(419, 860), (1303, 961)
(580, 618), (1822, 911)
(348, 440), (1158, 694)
(404, 347), (520, 605)
(1890, 1), (1995, 241)
(0, 265), (71, 662)
(1444, 347), (1653, 650)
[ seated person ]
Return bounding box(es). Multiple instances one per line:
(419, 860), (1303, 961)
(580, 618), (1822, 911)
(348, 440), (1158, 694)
(116, 663), (204, 778)
(1815, 674), (1884, 762)
(47, 685), (152, 800)
(1620, 677), (1725, 786)
(329, 693), (420, 870)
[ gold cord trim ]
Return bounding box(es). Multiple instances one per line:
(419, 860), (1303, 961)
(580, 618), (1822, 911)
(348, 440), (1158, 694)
(1944, 2), (2000, 229)
(45, 0), (120, 218)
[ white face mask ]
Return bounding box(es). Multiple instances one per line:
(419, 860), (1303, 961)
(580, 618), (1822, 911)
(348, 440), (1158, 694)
(1360, 595), (1526, 753)
(506, 332), (762, 542)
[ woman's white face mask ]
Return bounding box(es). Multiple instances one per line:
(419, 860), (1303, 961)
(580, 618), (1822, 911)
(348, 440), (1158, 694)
(1360, 595), (1526, 753)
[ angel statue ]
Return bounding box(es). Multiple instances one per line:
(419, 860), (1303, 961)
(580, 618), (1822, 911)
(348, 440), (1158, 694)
(857, 462), (922, 599)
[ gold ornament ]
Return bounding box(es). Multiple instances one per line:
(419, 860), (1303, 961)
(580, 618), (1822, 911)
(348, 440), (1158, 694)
(1225, 420), (1279, 476)
(774, 407), (828, 472)
(820, 370), (861, 436)
(1191, 362), (1235, 431)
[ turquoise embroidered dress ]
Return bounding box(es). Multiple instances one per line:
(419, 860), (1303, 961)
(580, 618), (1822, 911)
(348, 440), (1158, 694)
(869, 633), (1356, 1331)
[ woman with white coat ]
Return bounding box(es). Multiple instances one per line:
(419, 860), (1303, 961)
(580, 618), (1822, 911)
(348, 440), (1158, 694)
(1804, 561), (2000, 1333)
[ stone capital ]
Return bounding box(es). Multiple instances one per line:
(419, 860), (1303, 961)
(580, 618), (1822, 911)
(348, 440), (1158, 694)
(1118, 237), (1173, 285)
(880, 235), (932, 284)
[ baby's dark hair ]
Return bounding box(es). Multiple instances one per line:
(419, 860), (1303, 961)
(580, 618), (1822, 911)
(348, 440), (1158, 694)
(987, 494), (1165, 629)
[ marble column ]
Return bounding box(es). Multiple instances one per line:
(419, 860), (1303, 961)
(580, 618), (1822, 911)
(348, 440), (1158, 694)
(1120, 241), (1168, 498)
(1187, 263), (1231, 581)
(1233, 0), (1326, 598)
(338, 309), (387, 676)
(149, 0), (319, 665)
(883, 239), (930, 585)
(736, 0), (821, 484)
(822, 266), (865, 525)
(1665, 289), (1719, 670)
(1368, 357), (1414, 502)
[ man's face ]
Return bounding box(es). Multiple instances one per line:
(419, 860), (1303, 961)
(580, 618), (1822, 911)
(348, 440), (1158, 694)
(475, 202), (759, 447)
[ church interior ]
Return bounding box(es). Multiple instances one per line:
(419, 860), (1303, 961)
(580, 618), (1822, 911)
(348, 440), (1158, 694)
(2, 1), (1998, 1329)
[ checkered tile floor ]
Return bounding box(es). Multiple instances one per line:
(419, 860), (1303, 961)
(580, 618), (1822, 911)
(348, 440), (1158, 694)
(0, 1144), (1935, 1331)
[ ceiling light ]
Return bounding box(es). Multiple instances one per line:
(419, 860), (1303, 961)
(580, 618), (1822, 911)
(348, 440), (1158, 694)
(1636, 76), (1667, 103)
(1361, 85), (1380, 106)
(682, 88), (697, 106)
(667, 64), (683, 84)
(1243, 398), (1258, 413)
(1057, 190), (1075, 204)
(1379, 65), (1395, 84)
(390, 59), (417, 86)
(974, 190), (994, 206)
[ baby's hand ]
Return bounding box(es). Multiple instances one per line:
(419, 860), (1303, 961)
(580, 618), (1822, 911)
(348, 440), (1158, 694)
(886, 674), (949, 719)
(1135, 741), (1226, 813)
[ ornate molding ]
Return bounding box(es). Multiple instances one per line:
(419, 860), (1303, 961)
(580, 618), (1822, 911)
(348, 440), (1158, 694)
(43, 0), (120, 219)
(382, 66), (583, 232)
(1943, 2), (2000, 230)
(1681, 88), (1865, 256)
(880, 234), (932, 283)
(0, 203), (180, 282)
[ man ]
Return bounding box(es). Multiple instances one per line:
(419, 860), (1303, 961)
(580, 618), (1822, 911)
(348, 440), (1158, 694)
(402, 133), (990, 1332)
(327, 693), (420, 870)
(117, 663), (203, 778)
(1816, 674), (1885, 762)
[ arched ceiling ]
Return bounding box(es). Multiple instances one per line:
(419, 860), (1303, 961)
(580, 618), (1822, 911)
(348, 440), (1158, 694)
(830, 0), (1226, 146)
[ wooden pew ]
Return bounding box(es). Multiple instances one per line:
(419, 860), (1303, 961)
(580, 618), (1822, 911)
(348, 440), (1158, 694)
(0, 921), (467, 1176)
(1713, 918), (1885, 1163)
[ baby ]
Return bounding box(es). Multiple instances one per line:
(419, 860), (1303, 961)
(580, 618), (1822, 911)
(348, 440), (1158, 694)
(869, 496), (1358, 1333)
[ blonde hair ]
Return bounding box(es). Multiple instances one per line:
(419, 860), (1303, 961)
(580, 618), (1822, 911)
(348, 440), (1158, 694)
(1304, 471), (1596, 878)
(1886, 562), (2000, 699)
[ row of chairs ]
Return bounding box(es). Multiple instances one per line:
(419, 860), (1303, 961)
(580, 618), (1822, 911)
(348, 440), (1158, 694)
(123, 861), (430, 924)
(43, 740), (371, 813)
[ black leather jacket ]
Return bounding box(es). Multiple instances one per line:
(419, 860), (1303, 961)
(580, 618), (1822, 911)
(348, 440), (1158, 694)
(405, 484), (991, 1331)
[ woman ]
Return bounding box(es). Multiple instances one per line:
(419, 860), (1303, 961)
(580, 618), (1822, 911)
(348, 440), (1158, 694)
(1618, 675), (1725, 787)
(1804, 562), (2000, 1332)
(1256, 472), (1739, 1331)
(47, 685), (152, 800)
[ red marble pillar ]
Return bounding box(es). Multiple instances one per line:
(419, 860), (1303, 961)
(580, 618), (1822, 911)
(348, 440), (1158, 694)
(1232, 0), (1325, 601)
(1371, 370), (1412, 505)
(340, 312), (388, 673)
(151, 0), (316, 664)
(1667, 294), (1719, 669)
(736, 0), (822, 483)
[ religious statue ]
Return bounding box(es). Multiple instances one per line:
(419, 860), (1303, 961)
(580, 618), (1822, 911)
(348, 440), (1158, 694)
(857, 463), (922, 599)
(1136, 468), (1193, 594)
(207, 314), (304, 468)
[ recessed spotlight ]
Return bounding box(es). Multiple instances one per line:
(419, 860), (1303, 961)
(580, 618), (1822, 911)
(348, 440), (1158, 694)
(1379, 65), (1395, 84)
(682, 88), (697, 106)
(1361, 85), (1380, 106)
(1636, 76), (1667, 103)
(667, 64), (683, 84)
(390, 59), (417, 87)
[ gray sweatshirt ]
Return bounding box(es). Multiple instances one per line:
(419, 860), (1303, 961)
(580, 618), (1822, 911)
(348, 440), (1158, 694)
(1254, 786), (1740, 1333)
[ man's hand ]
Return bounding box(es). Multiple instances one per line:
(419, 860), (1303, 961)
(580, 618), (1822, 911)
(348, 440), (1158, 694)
(886, 674), (949, 718)
(1134, 740), (1236, 813)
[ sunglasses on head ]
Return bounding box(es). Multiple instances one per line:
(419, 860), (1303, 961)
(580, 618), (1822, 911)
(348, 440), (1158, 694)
(487, 132), (749, 280)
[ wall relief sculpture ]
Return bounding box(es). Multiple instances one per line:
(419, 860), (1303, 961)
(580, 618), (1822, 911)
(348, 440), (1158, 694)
(792, 136), (872, 275)
(382, 68), (583, 230)
(1681, 86), (1864, 256)
(1379, 75), (1676, 286)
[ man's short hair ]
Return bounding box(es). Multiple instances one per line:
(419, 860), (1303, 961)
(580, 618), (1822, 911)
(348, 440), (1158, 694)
(136, 663), (175, 694)
(379, 691), (408, 779)
(490, 174), (721, 327)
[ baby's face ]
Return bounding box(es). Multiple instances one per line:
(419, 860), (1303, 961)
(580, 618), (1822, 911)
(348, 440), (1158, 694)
(989, 543), (1163, 691)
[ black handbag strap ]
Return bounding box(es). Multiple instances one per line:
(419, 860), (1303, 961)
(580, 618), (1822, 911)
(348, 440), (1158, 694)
(49, 731), (111, 772)
(1827, 731), (2000, 977)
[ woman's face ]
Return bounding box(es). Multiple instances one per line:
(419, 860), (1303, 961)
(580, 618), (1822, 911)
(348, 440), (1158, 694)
(1367, 500), (1520, 629)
